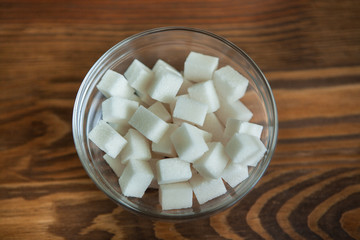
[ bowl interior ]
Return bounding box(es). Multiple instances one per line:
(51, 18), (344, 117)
(73, 27), (278, 220)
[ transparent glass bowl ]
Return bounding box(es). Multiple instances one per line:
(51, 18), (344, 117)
(72, 27), (278, 221)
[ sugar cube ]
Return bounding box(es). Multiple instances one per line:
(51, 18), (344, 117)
(88, 120), (127, 159)
(140, 92), (157, 106)
(184, 51), (219, 82)
(152, 59), (181, 76)
(103, 154), (125, 177)
(173, 95), (208, 126)
(216, 98), (253, 125)
(148, 158), (160, 189)
(193, 142), (229, 179)
(118, 160), (154, 198)
(202, 113), (226, 144)
(243, 139), (267, 167)
(128, 106), (169, 143)
(182, 122), (212, 142)
(225, 133), (263, 164)
(170, 123), (209, 163)
(148, 101), (172, 122)
(159, 182), (193, 210)
(148, 66), (183, 103)
(97, 69), (135, 99)
(124, 59), (155, 105)
(189, 172), (226, 204)
(224, 119), (263, 139)
(177, 77), (194, 95)
(127, 93), (142, 104)
(109, 120), (131, 136)
(224, 118), (243, 139)
(120, 129), (151, 164)
(213, 65), (249, 102)
(102, 97), (139, 123)
(221, 163), (249, 188)
(152, 124), (178, 157)
(169, 96), (178, 115)
(238, 122), (263, 139)
(156, 158), (192, 184)
(188, 80), (220, 113)
(169, 94), (188, 116)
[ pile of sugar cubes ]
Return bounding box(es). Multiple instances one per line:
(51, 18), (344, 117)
(89, 51), (267, 210)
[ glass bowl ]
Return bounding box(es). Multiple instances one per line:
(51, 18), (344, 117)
(72, 27), (278, 221)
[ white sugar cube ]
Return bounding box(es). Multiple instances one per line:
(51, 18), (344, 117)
(202, 113), (226, 143)
(127, 93), (142, 103)
(118, 160), (154, 198)
(139, 92), (157, 106)
(177, 77), (194, 95)
(124, 59), (153, 93)
(152, 59), (181, 76)
(103, 154), (125, 177)
(184, 51), (219, 82)
(156, 158), (192, 184)
(120, 129), (151, 164)
(189, 173), (226, 204)
(224, 119), (263, 139)
(109, 120), (131, 136)
(102, 97), (139, 123)
(169, 97), (178, 115)
(169, 94), (188, 115)
(128, 106), (169, 143)
(238, 122), (263, 139)
(124, 59), (155, 105)
(170, 123), (209, 163)
(148, 158), (160, 189)
(188, 80), (220, 113)
(97, 70), (135, 99)
(224, 118), (244, 139)
(216, 98), (253, 125)
(182, 122), (212, 142)
(225, 133), (263, 164)
(159, 182), (193, 210)
(148, 101), (171, 122)
(222, 163), (249, 188)
(193, 142), (229, 179)
(173, 95), (208, 126)
(152, 124), (178, 157)
(243, 139), (267, 167)
(213, 65), (249, 102)
(148, 67), (183, 103)
(88, 120), (127, 159)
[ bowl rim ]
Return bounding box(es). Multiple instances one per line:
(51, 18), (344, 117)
(72, 26), (278, 221)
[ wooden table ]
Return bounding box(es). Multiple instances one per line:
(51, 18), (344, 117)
(1, 0), (359, 239)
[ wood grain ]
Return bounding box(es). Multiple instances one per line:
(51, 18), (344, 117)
(1, 0), (359, 239)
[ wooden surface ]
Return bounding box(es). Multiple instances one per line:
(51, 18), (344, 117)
(1, 0), (360, 239)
